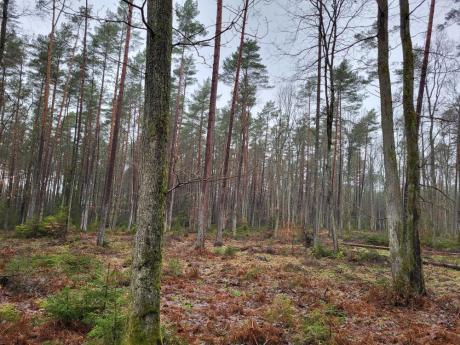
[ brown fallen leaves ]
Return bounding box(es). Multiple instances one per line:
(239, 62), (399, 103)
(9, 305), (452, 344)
(0, 231), (459, 344)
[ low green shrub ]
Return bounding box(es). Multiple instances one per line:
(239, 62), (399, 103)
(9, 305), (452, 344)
(162, 324), (188, 345)
(265, 295), (296, 328)
(295, 304), (346, 345)
(243, 266), (262, 281)
(312, 244), (343, 259)
(0, 303), (20, 322)
(214, 246), (239, 257)
(349, 249), (387, 263)
(422, 237), (460, 250)
(166, 259), (183, 277)
(5, 251), (98, 278)
(15, 208), (68, 238)
(363, 233), (388, 246)
(87, 308), (127, 345)
(43, 283), (124, 326)
(296, 309), (330, 345)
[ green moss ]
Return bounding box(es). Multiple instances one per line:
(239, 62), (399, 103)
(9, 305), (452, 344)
(214, 245), (238, 257)
(422, 237), (459, 251)
(349, 249), (387, 263)
(265, 295), (296, 328)
(294, 304), (346, 345)
(363, 233), (389, 246)
(165, 259), (183, 277)
(5, 250), (100, 279)
(123, 315), (163, 345)
(312, 244), (343, 259)
(15, 209), (68, 238)
(0, 303), (20, 322)
(243, 266), (262, 281)
(230, 289), (242, 297)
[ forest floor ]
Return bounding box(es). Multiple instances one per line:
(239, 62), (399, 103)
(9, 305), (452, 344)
(0, 228), (459, 345)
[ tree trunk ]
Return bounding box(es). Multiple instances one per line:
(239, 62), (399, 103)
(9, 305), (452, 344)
(0, 0), (9, 121)
(166, 47), (186, 231)
(377, 0), (405, 286)
(126, 0), (172, 342)
(312, 0), (322, 248)
(399, 0), (425, 297)
(96, 4), (133, 246)
(63, 1), (88, 233)
(215, 0), (249, 246)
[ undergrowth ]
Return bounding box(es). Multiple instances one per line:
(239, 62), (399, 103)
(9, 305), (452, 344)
(14, 209), (68, 238)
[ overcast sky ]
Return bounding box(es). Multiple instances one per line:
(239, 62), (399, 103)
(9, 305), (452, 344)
(14, 0), (460, 121)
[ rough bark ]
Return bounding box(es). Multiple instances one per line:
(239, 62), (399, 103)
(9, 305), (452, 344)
(125, 0), (172, 342)
(377, 0), (405, 288)
(399, 0), (425, 297)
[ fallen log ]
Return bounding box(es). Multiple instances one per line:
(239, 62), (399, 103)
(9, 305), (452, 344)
(342, 241), (460, 257)
(341, 242), (460, 271)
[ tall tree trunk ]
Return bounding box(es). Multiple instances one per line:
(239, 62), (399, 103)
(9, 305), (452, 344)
(126, 0), (172, 342)
(377, 0), (405, 290)
(399, 0), (425, 297)
(81, 48), (107, 231)
(3, 55), (23, 229)
(196, 0), (223, 249)
(96, 4), (133, 246)
(312, 0), (322, 248)
(415, 0), (435, 118)
(454, 101), (460, 239)
(64, 0), (88, 233)
(28, 0), (57, 220)
(166, 47), (186, 231)
(215, 0), (249, 246)
(0, 0), (9, 121)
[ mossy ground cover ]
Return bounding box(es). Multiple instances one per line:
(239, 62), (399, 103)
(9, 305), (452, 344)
(0, 229), (459, 344)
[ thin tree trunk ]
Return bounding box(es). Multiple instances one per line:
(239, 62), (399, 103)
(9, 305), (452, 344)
(215, 0), (249, 246)
(197, 0), (223, 249)
(166, 47), (186, 231)
(64, 0), (88, 234)
(377, 0), (405, 286)
(0, 0), (9, 123)
(312, 0), (322, 248)
(97, 4), (133, 246)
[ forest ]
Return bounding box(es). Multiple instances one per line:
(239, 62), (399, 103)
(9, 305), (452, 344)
(0, 0), (459, 344)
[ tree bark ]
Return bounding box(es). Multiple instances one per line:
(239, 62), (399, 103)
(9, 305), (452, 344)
(196, 0), (223, 249)
(377, 0), (405, 289)
(96, 4), (133, 246)
(196, 0), (222, 249)
(126, 0), (172, 342)
(312, 0), (322, 248)
(399, 0), (425, 297)
(215, 0), (249, 246)
(0, 0), (9, 119)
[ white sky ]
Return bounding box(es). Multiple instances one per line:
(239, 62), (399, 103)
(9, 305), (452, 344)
(14, 0), (460, 121)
